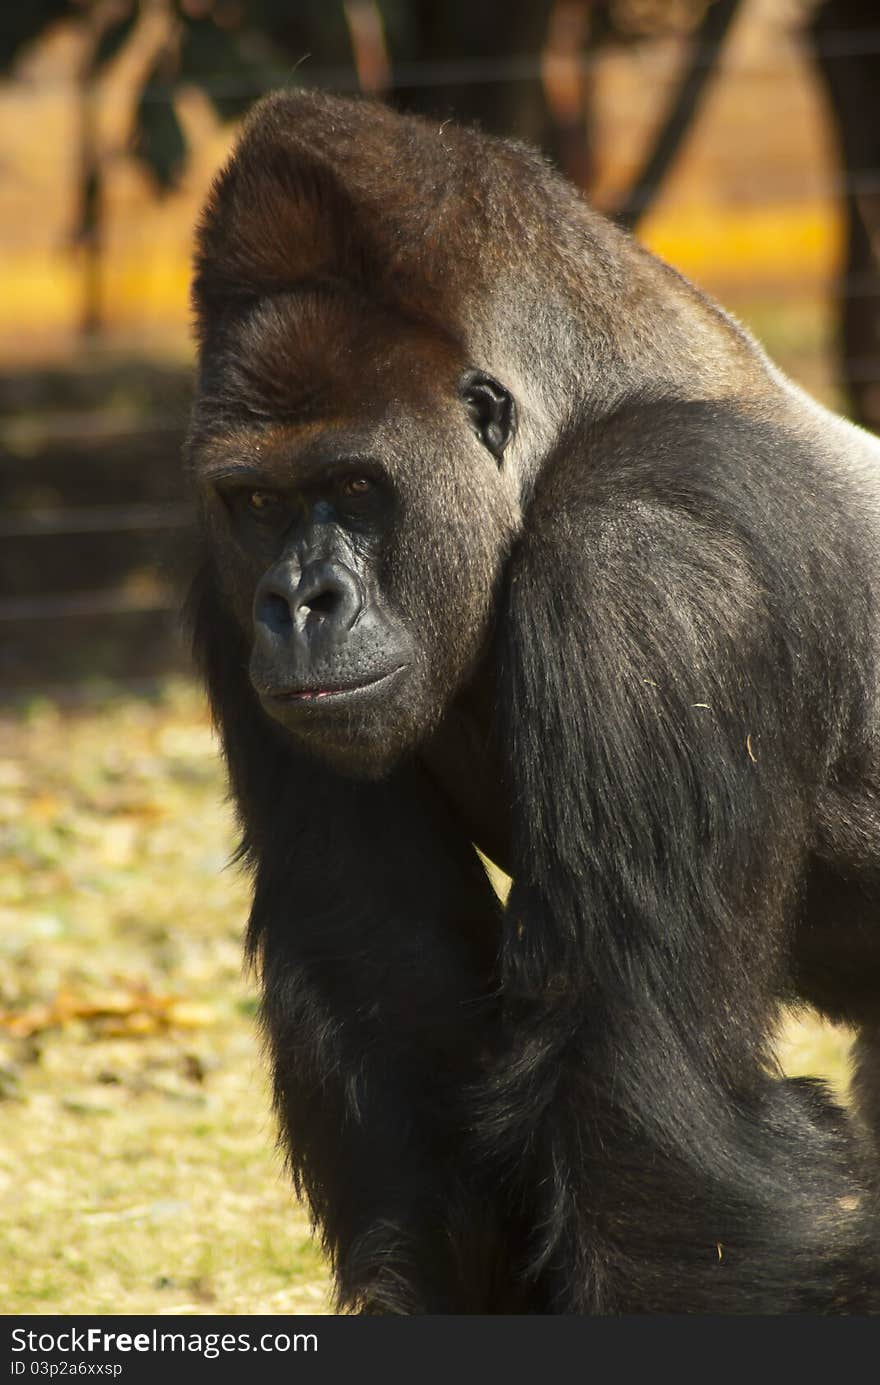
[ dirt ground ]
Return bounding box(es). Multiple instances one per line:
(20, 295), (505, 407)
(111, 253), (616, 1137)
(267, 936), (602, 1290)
(0, 679), (853, 1315)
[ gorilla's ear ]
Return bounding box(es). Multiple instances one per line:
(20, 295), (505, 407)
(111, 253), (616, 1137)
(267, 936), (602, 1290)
(460, 371), (516, 463)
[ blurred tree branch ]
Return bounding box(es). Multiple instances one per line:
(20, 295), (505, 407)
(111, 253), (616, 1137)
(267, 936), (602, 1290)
(810, 0), (880, 431)
(613, 0), (741, 230)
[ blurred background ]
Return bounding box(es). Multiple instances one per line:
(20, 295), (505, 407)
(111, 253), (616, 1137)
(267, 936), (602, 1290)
(1, 0), (876, 1316)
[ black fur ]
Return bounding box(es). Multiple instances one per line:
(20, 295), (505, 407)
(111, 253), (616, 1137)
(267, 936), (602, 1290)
(187, 90), (880, 1313)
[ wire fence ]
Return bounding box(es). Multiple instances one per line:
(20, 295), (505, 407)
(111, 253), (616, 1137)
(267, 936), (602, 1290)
(10, 28), (880, 91)
(1, 17), (878, 684)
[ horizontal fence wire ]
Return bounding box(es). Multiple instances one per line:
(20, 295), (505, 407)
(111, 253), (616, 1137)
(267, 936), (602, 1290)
(0, 414), (187, 440)
(0, 503), (195, 538)
(8, 28), (880, 96)
(0, 590), (179, 622)
(5, 177), (880, 230)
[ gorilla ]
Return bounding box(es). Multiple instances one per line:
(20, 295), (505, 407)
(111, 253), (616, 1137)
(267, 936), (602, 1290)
(187, 89), (880, 1313)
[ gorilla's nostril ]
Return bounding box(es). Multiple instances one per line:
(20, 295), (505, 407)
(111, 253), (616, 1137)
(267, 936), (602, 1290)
(293, 563), (362, 630)
(259, 592), (293, 634)
(304, 590), (338, 617)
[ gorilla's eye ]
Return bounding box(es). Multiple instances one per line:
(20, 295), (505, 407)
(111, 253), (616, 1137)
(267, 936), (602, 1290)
(460, 371), (516, 464)
(247, 490), (280, 515)
(340, 476), (373, 498)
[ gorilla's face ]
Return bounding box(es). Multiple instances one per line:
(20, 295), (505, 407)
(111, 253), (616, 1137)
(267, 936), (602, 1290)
(191, 290), (520, 776)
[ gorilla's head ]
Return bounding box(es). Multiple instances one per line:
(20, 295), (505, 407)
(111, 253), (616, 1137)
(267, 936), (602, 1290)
(188, 90), (566, 776)
(190, 284), (519, 776)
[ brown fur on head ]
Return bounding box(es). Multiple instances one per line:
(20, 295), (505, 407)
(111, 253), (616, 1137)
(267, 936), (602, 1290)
(193, 90), (763, 448)
(189, 93), (543, 775)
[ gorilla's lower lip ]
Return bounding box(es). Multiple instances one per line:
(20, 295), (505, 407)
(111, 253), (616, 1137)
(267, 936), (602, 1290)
(266, 665), (408, 703)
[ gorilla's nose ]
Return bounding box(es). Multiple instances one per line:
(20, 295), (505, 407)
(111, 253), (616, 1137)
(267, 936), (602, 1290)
(254, 560), (363, 642)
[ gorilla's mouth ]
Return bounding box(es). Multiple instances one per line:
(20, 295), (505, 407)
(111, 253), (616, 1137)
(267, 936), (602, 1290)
(265, 664), (409, 704)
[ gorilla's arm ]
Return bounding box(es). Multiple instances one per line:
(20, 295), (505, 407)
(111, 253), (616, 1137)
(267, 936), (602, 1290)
(490, 398), (880, 1312)
(190, 565), (506, 1314)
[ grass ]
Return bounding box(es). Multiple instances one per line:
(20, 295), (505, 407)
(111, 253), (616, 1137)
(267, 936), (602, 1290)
(0, 680), (855, 1315)
(0, 680), (329, 1316)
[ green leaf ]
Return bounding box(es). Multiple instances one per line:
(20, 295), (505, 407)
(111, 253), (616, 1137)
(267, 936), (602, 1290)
(0, 0), (74, 73)
(178, 14), (256, 122)
(92, 3), (138, 73)
(133, 75), (186, 193)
